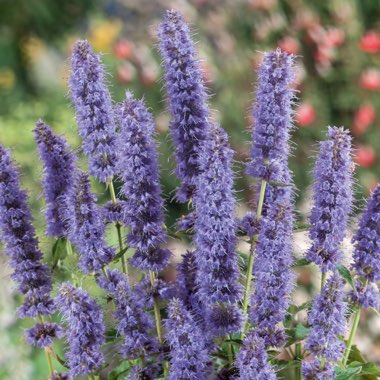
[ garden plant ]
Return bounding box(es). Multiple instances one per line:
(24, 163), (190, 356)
(1, 9), (380, 380)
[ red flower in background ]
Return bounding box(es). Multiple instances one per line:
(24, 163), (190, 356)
(325, 27), (345, 47)
(355, 145), (376, 167)
(353, 104), (376, 135)
(360, 31), (380, 53)
(113, 39), (133, 60)
(278, 36), (300, 55)
(359, 69), (380, 91)
(296, 103), (316, 126)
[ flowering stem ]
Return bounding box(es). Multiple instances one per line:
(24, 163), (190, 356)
(343, 308), (361, 365)
(108, 179), (128, 277)
(38, 315), (54, 376)
(242, 179), (267, 333)
(321, 271), (326, 290)
(295, 342), (302, 380)
(149, 271), (164, 344)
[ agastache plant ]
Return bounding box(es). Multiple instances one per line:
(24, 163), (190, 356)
(2, 9), (380, 380)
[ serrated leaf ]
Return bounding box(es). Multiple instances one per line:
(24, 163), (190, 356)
(361, 362), (380, 377)
(337, 265), (355, 289)
(347, 345), (366, 364)
(295, 324), (310, 340)
(334, 366), (362, 380)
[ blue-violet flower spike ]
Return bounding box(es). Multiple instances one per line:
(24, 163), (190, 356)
(69, 40), (117, 182)
(246, 49), (295, 184)
(302, 273), (346, 379)
(0, 145), (55, 318)
(56, 282), (105, 377)
(158, 10), (212, 202)
(166, 298), (209, 380)
(307, 127), (353, 272)
(33, 120), (76, 238)
(117, 92), (170, 272)
(68, 172), (114, 273)
(236, 330), (277, 380)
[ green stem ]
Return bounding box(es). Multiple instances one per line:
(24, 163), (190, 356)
(149, 271), (164, 344)
(295, 342), (302, 380)
(321, 272), (326, 290)
(343, 308), (361, 365)
(38, 316), (54, 376)
(149, 271), (169, 377)
(226, 334), (235, 367)
(107, 179), (128, 277)
(242, 180), (267, 334)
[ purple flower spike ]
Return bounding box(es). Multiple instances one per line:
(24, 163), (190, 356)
(166, 298), (209, 380)
(194, 126), (242, 304)
(349, 282), (380, 310)
(250, 184), (294, 347)
(236, 330), (277, 380)
(307, 127), (353, 272)
(0, 145), (55, 319)
(246, 49), (295, 184)
(25, 322), (64, 348)
(352, 184), (380, 283)
(97, 269), (159, 359)
(158, 10), (212, 202)
(302, 273), (346, 379)
(206, 302), (244, 337)
(117, 92), (170, 272)
(33, 120), (76, 237)
(68, 172), (114, 273)
(56, 282), (105, 377)
(100, 200), (127, 224)
(194, 125), (243, 335)
(69, 40), (117, 182)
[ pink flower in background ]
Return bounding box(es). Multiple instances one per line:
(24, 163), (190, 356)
(278, 36), (300, 55)
(359, 69), (380, 91)
(355, 145), (376, 167)
(113, 39), (133, 59)
(325, 27), (345, 47)
(360, 31), (380, 53)
(296, 102), (316, 126)
(353, 104), (376, 135)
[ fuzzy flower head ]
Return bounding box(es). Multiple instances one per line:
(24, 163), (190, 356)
(33, 120), (76, 237)
(303, 273), (346, 378)
(0, 145), (55, 318)
(25, 322), (63, 348)
(349, 282), (380, 310)
(166, 298), (209, 380)
(352, 184), (380, 282)
(68, 172), (114, 273)
(56, 282), (105, 377)
(117, 92), (170, 272)
(307, 127), (353, 272)
(97, 269), (159, 359)
(206, 302), (244, 337)
(158, 9), (212, 201)
(236, 330), (277, 380)
(69, 40), (117, 182)
(250, 183), (294, 347)
(246, 49), (295, 184)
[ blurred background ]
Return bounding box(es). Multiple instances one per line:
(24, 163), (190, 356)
(1, 0), (380, 378)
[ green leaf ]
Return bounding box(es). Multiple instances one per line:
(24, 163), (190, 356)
(108, 361), (130, 380)
(295, 324), (310, 340)
(51, 237), (67, 271)
(360, 362), (380, 378)
(337, 265), (355, 289)
(347, 345), (366, 364)
(292, 258), (310, 267)
(113, 246), (129, 262)
(334, 366), (362, 380)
